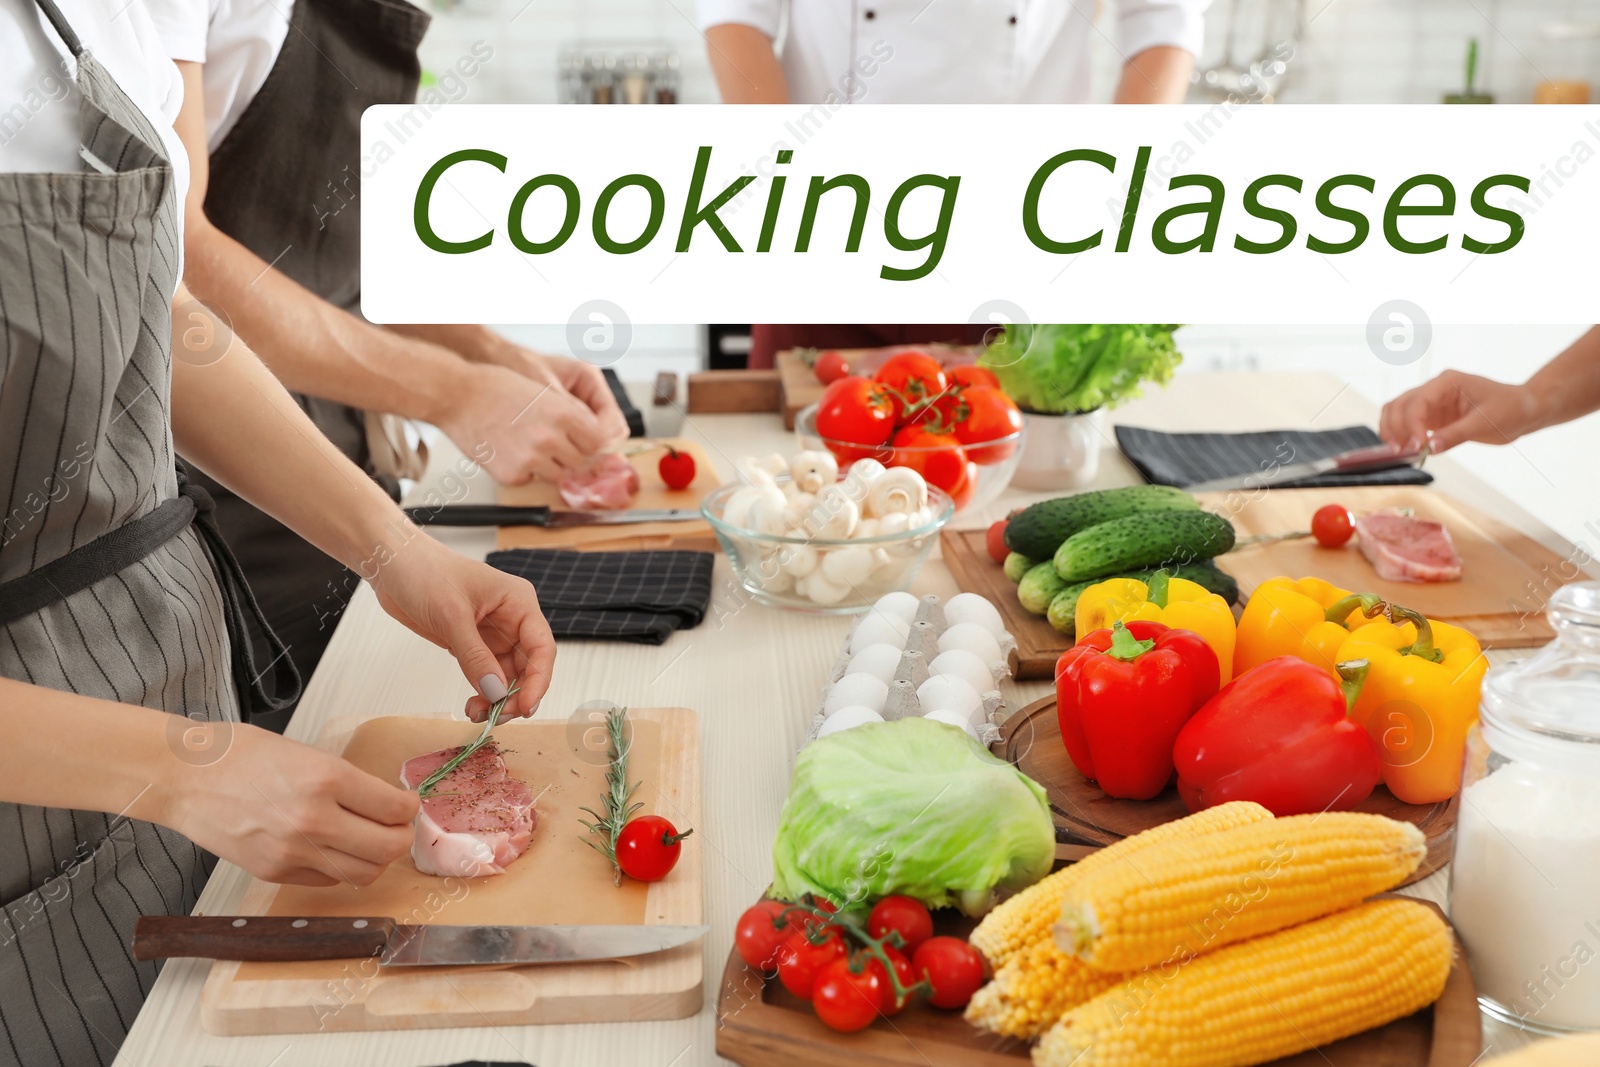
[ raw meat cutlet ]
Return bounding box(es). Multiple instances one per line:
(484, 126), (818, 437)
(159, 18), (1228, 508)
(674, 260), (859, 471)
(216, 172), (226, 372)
(400, 742), (537, 877)
(1355, 511), (1463, 583)
(558, 453), (640, 509)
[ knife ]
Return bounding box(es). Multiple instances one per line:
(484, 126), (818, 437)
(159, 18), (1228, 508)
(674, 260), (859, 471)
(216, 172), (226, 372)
(132, 916), (707, 967)
(1183, 444), (1424, 494)
(403, 505), (700, 527)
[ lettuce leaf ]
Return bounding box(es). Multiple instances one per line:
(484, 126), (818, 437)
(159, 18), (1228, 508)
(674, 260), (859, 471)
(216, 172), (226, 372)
(980, 324), (1182, 415)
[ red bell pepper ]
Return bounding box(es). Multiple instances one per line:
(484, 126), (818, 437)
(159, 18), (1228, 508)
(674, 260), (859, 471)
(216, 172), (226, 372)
(1054, 620), (1222, 800)
(1173, 655), (1382, 816)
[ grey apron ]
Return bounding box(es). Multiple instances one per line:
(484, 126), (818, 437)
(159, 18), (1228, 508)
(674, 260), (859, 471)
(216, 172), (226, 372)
(0, 2), (293, 1062)
(185, 0), (431, 716)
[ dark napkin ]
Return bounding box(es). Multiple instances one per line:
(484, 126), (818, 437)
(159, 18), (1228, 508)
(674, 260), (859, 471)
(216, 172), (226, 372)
(487, 549), (713, 645)
(1114, 424), (1433, 490)
(602, 367), (647, 438)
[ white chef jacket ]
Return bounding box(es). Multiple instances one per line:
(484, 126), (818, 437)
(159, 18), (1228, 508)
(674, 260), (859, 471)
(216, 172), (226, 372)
(696, 0), (1209, 104)
(144, 0), (293, 151)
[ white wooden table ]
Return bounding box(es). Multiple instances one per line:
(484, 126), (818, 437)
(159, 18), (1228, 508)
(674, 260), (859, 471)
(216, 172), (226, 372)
(115, 371), (1565, 1066)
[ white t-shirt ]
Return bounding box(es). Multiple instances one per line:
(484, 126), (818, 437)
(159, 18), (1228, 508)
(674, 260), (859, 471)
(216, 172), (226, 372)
(143, 0), (292, 151)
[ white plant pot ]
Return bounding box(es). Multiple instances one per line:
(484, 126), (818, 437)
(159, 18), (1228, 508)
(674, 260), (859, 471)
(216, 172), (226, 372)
(1011, 409), (1106, 490)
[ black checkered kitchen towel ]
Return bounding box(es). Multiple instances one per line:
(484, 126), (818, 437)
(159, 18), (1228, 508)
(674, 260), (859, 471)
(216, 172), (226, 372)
(486, 549), (714, 645)
(1114, 424), (1434, 490)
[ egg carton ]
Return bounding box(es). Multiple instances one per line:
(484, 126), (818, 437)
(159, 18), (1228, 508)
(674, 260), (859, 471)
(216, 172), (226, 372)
(806, 592), (1016, 748)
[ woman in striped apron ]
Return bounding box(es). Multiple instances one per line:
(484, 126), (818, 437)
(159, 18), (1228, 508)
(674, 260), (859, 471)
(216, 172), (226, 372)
(0, 3), (555, 1062)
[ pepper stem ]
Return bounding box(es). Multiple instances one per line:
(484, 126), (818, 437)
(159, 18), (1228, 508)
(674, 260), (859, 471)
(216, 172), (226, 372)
(1146, 570), (1172, 609)
(1387, 604), (1445, 663)
(1324, 593), (1386, 627)
(1336, 659), (1370, 713)
(1106, 621), (1156, 661)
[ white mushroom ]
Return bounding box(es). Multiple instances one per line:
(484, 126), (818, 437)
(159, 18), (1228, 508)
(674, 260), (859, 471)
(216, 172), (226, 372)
(782, 491), (816, 528)
(779, 543), (819, 578)
(789, 450), (840, 494)
(757, 452), (790, 477)
(807, 571), (850, 606)
(821, 545), (873, 587)
(907, 505), (935, 530)
(866, 468), (928, 518)
(758, 566), (794, 595)
(746, 485), (790, 535)
(839, 458), (888, 503)
(805, 484), (859, 539)
(721, 486), (763, 529)
(854, 517), (881, 539)
(736, 457), (777, 489)
(876, 512), (911, 536)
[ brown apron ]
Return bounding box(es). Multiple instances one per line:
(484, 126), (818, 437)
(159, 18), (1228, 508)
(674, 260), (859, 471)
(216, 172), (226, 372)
(183, 0), (431, 712)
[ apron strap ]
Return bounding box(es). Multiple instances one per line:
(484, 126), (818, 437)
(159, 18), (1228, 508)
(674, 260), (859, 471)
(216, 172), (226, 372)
(31, 0), (85, 58)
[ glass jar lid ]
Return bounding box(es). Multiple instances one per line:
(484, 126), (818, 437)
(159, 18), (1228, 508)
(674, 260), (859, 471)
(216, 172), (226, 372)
(1481, 582), (1600, 771)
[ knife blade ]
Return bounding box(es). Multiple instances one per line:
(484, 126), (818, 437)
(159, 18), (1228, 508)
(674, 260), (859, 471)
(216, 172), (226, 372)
(403, 505), (700, 527)
(1183, 444), (1424, 494)
(131, 916), (707, 967)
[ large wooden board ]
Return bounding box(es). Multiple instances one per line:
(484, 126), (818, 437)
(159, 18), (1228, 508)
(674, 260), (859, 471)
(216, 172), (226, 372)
(997, 695), (1457, 887)
(199, 707), (702, 1035)
(940, 527), (1068, 680)
(715, 898), (1479, 1067)
(494, 437), (720, 552)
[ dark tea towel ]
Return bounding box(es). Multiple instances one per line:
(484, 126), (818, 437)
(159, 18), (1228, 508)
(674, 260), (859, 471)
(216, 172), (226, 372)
(486, 549), (714, 645)
(1114, 424), (1433, 490)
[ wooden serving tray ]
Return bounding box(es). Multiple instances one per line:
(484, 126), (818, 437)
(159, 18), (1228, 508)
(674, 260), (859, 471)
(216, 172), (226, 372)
(715, 896), (1480, 1067)
(199, 707), (702, 1035)
(996, 695), (1458, 887)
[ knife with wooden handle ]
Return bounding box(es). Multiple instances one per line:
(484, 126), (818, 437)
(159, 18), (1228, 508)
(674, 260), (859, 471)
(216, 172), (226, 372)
(403, 505), (700, 527)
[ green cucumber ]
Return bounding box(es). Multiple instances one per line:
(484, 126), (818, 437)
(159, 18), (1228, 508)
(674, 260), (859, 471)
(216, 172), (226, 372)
(1053, 510), (1236, 583)
(1046, 580), (1099, 635)
(1002, 551), (1037, 583)
(1018, 561), (1069, 615)
(1003, 485), (1199, 560)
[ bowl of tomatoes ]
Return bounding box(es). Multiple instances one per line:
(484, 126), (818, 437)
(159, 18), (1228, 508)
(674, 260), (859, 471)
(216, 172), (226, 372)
(796, 353), (1025, 514)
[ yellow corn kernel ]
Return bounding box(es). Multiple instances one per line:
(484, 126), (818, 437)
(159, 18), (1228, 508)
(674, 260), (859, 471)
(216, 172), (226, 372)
(969, 801), (1272, 969)
(965, 936), (1126, 1039)
(1054, 812), (1426, 973)
(1032, 899), (1453, 1067)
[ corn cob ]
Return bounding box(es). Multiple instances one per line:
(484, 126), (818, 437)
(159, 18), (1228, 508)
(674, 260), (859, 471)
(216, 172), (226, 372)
(969, 801), (1272, 969)
(1054, 813), (1425, 973)
(965, 936), (1127, 1039)
(1032, 899), (1453, 1067)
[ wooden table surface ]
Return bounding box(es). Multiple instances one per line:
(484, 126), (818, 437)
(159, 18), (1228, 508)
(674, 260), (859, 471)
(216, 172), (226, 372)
(114, 371), (1572, 1066)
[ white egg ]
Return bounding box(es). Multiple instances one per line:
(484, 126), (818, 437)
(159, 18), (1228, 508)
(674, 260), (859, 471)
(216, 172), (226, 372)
(873, 591), (921, 623)
(923, 707), (980, 741)
(846, 643), (904, 684)
(929, 648), (996, 696)
(817, 705), (884, 737)
(826, 673), (889, 715)
(938, 623), (1004, 667)
(851, 612), (911, 654)
(917, 675), (983, 723)
(943, 593), (1008, 640)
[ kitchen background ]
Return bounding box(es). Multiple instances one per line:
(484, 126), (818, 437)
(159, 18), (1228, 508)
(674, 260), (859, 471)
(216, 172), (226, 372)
(408, 0), (1600, 560)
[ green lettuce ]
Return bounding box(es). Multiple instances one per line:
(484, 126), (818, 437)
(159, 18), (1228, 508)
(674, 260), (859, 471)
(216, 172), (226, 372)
(979, 324), (1182, 415)
(770, 717), (1054, 916)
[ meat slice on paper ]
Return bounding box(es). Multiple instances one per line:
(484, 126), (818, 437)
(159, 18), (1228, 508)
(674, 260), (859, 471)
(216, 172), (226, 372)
(1355, 511), (1463, 583)
(558, 453), (640, 510)
(400, 743), (538, 877)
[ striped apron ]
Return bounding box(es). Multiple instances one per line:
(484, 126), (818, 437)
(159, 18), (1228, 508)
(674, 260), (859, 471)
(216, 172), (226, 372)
(0, 2), (288, 1062)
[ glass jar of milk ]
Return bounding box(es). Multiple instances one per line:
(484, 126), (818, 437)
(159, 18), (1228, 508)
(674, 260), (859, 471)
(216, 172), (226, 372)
(1450, 581), (1600, 1034)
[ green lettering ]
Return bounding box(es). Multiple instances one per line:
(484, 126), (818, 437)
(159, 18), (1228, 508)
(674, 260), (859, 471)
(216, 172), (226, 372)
(1151, 174), (1225, 254)
(1022, 148), (1115, 254)
(1463, 174), (1531, 254)
(1234, 174), (1303, 254)
(1384, 174), (1455, 254)
(1306, 174), (1376, 254)
(880, 174), (960, 281)
(796, 175), (871, 252)
(676, 146), (755, 252)
(414, 148), (505, 254)
(507, 174), (580, 254)
(592, 174), (665, 254)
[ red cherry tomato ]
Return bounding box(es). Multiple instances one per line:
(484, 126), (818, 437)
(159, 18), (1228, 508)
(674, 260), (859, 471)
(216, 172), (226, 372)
(614, 815), (691, 882)
(874, 352), (950, 424)
(949, 364), (1001, 391)
(890, 426), (968, 494)
(954, 386), (1024, 465)
(776, 929), (846, 999)
(734, 900), (791, 971)
(814, 350), (852, 385)
(867, 896), (934, 955)
(863, 947), (917, 1014)
(657, 446), (696, 491)
(986, 519), (1010, 564)
(912, 936), (986, 1009)
(814, 377), (896, 461)
(1312, 504), (1356, 548)
(811, 957), (882, 1032)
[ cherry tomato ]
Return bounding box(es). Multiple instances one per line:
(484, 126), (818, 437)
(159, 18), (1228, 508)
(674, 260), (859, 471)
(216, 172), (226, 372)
(985, 519), (1010, 564)
(811, 957), (882, 1032)
(874, 352), (950, 424)
(776, 929), (846, 999)
(868, 896), (934, 955)
(813, 350), (852, 385)
(950, 364), (1001, 391)
(614, 815), (691, 882)
(912, 936), (986, 1009)
(890, 426), (968, 494)
(954, 386), (1024, 465)
(814, 377), (896, 461)
(1312, 504), (1356, 547)
(657, 446), (696, 491)
(863, 947), (917, 1014)
(734, 900), (790, 971)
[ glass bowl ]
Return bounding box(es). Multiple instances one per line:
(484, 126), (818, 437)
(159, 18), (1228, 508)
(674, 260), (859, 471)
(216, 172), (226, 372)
(795, 403), (1024, 514)
(701, 478), (954, 614)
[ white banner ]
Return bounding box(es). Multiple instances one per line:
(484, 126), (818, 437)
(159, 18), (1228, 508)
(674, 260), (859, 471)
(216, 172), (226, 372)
(360, 104), (1600, 328)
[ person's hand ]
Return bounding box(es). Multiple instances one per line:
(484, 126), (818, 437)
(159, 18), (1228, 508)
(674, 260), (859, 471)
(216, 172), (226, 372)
(1378, 370), (1544, 453)
(368, 534), (555, 722)
(164, 723), (418, 887)
(497, 347), (632, 446)
(435, 362), (616, 484)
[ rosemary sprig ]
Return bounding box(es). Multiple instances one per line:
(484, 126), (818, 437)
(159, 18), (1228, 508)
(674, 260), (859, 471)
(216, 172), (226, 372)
(416, 680), (520, 799)
(578, 705), (641, 886)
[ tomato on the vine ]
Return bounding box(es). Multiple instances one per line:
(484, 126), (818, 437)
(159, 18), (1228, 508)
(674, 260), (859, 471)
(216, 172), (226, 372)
(874, 352), (949, 423)
(815, 377), (896, 461)
(614, 815), (691, 882)
(657, 446), (696, 490)
(1312, 504), (1355, 547)
(868, 895), (934, 955)
(912, 936), (986, 1009)
(986, 519), (1010, 564)
(861, 946), (917, 1015)
(813, 350), (851, 385)
(811, 957), (882, 1032)
(950, 364), (1001, 391)
(953, 386), (1023, 465)
(776, 929), (846, 999)
(734, 900), (790, 971)
(890, 426), (968, 494)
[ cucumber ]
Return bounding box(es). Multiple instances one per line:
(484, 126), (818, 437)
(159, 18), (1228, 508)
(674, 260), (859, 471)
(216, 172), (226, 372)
(1053, 510), (1236, 583)
(1002, 552), (1037, 583)
(1018, 561), (1069, 615)
(1046, 580), (1099, 635)
(1004, 485), (1199, 560)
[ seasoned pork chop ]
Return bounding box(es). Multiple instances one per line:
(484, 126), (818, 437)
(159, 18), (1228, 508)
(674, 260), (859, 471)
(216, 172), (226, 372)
(1355, 511), (1463, 583)
(400, 743), (537, 877)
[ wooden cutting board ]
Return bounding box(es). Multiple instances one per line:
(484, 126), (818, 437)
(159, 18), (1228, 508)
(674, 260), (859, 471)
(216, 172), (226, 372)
(199, 707), (702, 1035)
(493, 438), (720, 552)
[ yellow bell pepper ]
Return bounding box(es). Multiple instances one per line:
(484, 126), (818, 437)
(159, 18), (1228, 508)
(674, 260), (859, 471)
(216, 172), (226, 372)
(1075, 574), (1237, 682)
(1233, 576), (1382, 677)
(1337, 607), (1487, 805)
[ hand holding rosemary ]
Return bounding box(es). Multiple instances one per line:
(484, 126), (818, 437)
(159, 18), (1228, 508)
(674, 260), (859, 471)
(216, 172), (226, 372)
(416, 681), (521, 799)
(579, 706), (693, 885)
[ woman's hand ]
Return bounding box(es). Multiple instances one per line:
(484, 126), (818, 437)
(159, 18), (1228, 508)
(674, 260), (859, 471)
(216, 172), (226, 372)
(368, 534), (555, 722)
(1378, 370), (1543, 452)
